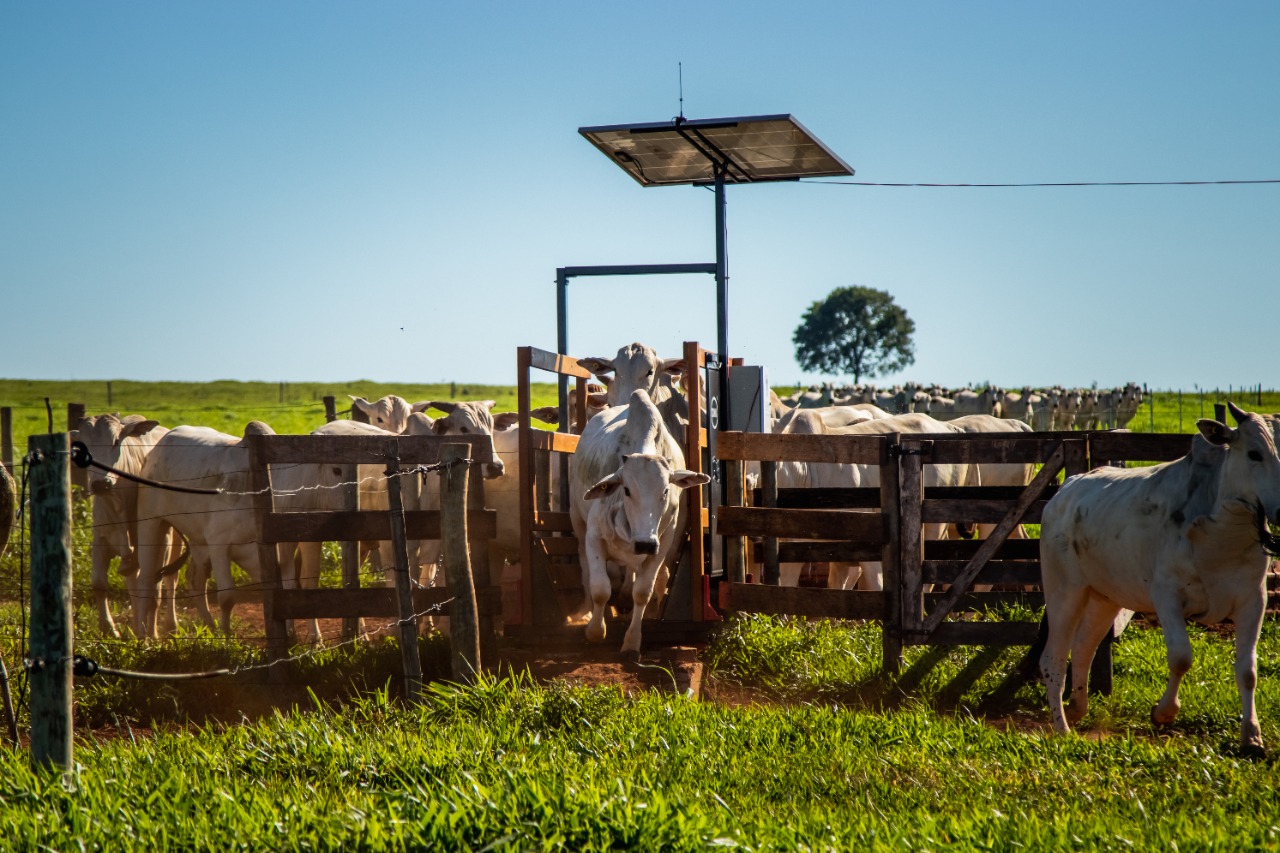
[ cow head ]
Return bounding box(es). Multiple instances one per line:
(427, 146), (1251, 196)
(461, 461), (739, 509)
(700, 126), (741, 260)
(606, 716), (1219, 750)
(426, 400), (505, 479)
(349, 395), (414, 433)
(1197, 402), (1280, 528)
(579, 343), (684, 407)
(583, 453), (709, 555)
(73, 414), (161, 495)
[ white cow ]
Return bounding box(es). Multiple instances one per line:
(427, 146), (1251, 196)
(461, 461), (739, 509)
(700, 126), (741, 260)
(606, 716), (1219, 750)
(349, 394), (432, 434)
(948, 414), (1036, 539)
(73, 414), (184, 636)
(1039, 403), (1280, 752)
(134, 422), (277, 638)
(767, 409), (866, 590)
(579, 342), (691, 441)
(570, 390), (708, 655)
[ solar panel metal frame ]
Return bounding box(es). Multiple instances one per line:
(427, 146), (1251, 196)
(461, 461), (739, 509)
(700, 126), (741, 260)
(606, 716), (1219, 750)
(579, 114), (854, 187)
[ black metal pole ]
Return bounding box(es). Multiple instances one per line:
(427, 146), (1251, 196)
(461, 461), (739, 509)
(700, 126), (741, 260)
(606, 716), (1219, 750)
(556, 268), (569, 430)
(714, 170), (728, 365)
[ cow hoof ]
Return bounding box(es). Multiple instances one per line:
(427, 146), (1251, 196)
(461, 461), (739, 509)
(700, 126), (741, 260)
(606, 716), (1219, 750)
(1239, 740), (1266, 760)
(1150, 705), (1173, 728)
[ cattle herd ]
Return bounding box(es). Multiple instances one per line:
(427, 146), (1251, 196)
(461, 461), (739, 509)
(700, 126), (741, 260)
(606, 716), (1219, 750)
(780, 380), (1146, 431)
(18, 343), (1277, 750)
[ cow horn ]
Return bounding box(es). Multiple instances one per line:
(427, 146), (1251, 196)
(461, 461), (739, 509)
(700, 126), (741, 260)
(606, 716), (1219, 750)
(1228, 401), (1249, 424)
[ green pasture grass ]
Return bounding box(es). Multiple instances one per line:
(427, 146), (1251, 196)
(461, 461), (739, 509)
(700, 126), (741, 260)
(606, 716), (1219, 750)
(2, 656), (1280, 850)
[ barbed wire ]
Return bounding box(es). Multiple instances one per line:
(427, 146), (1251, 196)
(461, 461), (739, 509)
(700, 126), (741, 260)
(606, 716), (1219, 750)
(20, 594), (456, 683)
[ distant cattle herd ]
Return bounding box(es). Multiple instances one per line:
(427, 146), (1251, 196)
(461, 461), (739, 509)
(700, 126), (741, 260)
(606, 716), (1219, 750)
(779, 381), (1145, 431)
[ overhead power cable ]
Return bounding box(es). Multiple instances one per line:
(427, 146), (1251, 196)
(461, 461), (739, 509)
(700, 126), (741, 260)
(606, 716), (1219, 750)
(803, 178), (1280, 188)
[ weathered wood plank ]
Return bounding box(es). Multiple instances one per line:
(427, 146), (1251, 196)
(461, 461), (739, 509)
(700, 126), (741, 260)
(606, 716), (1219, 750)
(719, 582), (884, 620)
(717, 431), (886, 465)
(253, 434), (495, 466)
(262, 509), (496, 542)
(924, 560), (1042, 586)
(526, 346), (595, 379)
(925, 538), (1041, 560)
(899, 443), (926, 633)
(924, 436), (1071, 464)
(1089, 432), (1191, 464)
(528, 430), (580, 454)
(533, 510), (575, 533)
(753, 487), (882, 509)
(716, 506), (887, 542)
(749, 541), (885, 564)
(922, 499), (1048, 524)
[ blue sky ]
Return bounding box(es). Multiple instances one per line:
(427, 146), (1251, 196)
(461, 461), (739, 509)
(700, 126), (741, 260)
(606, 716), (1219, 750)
(3, 2), (1277, 391)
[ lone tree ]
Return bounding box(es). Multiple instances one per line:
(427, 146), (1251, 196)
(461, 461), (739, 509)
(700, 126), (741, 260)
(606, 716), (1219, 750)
(792, 285), (915, 384)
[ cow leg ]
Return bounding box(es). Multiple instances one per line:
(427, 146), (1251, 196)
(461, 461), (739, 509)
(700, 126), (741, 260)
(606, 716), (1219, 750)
(583, 534), (612, 644)
(1065, 595), (1122, 724)
(209, 549), (238, 636)
(1151, 594), (1193, 726)
(828, 563), (855, 590)
(158, 573), (178, 637)
(133, 517), (168, 639)
(1039, 580), (1088, 734)
(1232, 595), (1266, 753)
(621, 556), (662, 656)
(186, 548), (216, 630)
(91, 537), (120, 638)
(296, 541), (324, 644)
(779, 562), (804, 587)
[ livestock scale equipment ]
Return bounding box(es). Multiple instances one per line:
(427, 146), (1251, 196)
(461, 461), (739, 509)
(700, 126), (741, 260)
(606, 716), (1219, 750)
(507, 116), (855, 646)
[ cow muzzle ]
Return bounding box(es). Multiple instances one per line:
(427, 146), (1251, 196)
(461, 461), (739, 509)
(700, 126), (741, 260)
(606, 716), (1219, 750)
(89, 477), (113, 496)
(633, 538), (659, 556)
(483, 460), (505, 479)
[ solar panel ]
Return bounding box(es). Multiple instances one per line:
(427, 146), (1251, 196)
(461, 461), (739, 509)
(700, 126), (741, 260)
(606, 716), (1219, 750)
(579, 114), (854, 187)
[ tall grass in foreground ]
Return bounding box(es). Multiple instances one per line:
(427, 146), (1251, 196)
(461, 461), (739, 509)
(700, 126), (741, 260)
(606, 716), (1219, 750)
(2, 661), (1279, 851)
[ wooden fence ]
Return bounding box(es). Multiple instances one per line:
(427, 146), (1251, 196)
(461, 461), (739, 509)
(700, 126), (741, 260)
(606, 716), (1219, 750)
(245, 431), (502, 685)
(717, 428), (1197, 677)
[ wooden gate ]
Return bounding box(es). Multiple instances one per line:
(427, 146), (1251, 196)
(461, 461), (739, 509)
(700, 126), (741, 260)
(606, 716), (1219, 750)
(508, 343), (720, 645)
(246, 432), (502, 662)
(717, 427), (1196, 677)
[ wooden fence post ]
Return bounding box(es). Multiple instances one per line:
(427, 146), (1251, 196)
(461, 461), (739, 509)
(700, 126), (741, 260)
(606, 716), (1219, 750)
(441, 443), (480, 682)
(339, 462), (361, 641)
(67, 403), (87, 491)
(106, 381), (113, 408)
(323, 396), (337, 423)
(28, 433), (73, 770)
(880, 433), (903, 675)
(1, 408), (12, 474)
(383, 438), (423, 704)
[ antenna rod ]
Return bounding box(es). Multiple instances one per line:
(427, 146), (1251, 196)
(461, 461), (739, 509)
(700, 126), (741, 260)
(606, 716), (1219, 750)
(678, 62), (684, 120)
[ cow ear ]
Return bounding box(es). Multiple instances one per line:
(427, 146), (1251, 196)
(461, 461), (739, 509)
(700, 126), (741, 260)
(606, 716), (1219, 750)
(349, 396), (373, 417)
(122, 419), (162, 439)
(428, 400), (457, 414)
(410, 401), (432, 414)
(587, 393), (609, 409)
(493, 412), (520, 431)
(529, 407), (559, 425)
(578, 357), (615, 377)
(670, 470), (711, 490)
(583, 472), (623, 501)
(661, 358), (686, 378)
(1227, 402), (1250, 425)
(1197, 419), (1237, 446)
